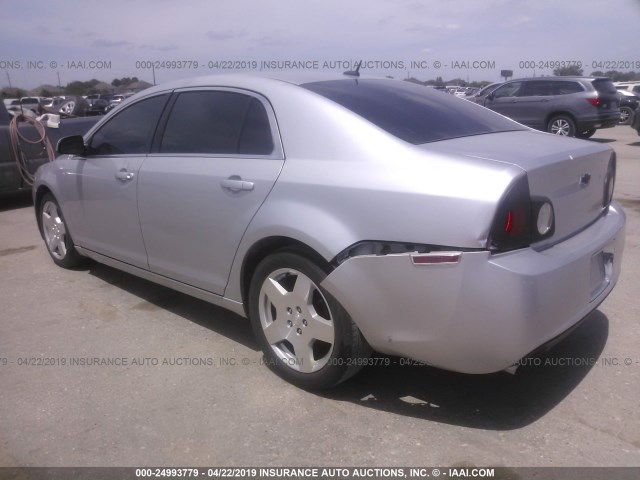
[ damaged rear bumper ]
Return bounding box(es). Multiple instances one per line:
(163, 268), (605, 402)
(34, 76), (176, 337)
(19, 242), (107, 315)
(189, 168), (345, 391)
(321, 203), (626, 374)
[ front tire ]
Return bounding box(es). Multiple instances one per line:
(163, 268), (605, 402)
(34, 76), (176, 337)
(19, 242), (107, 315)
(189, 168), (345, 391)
(547, 115), (576, 137)
(576, 128), (596, 139)
(249, 252), (370, 389)
(39, 193), (85, 268)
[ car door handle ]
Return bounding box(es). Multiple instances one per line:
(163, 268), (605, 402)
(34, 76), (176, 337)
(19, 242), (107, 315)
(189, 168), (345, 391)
(115, 170), (135, 181)
(221, 178), (254, 192)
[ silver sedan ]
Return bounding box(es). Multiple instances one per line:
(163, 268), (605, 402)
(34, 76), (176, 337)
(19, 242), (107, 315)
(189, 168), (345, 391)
(33, 74), (625, 389)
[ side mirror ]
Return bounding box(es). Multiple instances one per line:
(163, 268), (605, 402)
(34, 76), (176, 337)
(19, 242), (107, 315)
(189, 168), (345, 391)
(487, 93), (495, 101)
(57, 135), (86, 156)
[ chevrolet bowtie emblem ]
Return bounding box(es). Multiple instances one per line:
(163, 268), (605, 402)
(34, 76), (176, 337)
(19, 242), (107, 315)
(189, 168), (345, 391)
(579, 173), (591, 185)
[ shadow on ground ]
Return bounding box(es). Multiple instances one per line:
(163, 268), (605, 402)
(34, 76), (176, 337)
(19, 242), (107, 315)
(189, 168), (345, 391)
(319, 310), (608, 430)
(88, 262), (259, 351)
(86, 261), (608, 431)
(0, 191), (33, 212)
(589, 138), (616, 144)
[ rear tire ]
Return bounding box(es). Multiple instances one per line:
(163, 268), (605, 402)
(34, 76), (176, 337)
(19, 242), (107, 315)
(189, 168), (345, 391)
(547, 115), (576, 137)
(249, 252), (371, 389)
(58, 96), (88, 116)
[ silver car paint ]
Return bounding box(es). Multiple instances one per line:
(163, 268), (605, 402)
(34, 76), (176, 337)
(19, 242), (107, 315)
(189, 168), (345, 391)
(34, 74), (625, 374)
(321, 204), (624, 373)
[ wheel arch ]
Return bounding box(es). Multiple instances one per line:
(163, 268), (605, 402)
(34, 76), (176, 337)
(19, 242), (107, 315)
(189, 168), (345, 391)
(239, 236), (333, 316)
(545, 111), (577, 127)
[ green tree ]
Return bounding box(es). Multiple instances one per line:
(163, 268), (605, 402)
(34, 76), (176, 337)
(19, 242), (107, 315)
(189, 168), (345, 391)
(553, 65), (584, 76)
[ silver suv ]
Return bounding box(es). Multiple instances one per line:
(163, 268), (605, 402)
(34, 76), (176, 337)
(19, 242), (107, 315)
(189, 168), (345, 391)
(477, 77), (620, 138)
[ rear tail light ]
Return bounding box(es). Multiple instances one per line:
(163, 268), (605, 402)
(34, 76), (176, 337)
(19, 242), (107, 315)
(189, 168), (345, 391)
(586, 98), (600, 107)
(488, 175), (555, 253)
(603, 153), (616, 207)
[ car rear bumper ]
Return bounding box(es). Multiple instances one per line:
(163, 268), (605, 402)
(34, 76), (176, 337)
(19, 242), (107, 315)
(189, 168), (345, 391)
(321, 203), (626, 374)
(576, 113), (620, 131)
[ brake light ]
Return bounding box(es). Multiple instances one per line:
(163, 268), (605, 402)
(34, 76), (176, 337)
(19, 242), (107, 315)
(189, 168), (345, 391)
(586, 98), (600, 107)
(488, 176), (532, 252)
(488, 176), (555, 253)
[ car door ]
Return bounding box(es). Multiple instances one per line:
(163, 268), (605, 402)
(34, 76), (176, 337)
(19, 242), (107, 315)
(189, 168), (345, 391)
(137, 88), (284, 295)
(482, 81), (524, 122)
(69, 93), (169, 268)
(509, 80), (554, 129)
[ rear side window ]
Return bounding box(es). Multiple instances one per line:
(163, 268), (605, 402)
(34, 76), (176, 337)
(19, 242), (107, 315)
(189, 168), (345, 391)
(302, 79), (524, 144)
(550, 81), (583, 95)
(160, 91), (274, 155)
(88, 94), (168, 155)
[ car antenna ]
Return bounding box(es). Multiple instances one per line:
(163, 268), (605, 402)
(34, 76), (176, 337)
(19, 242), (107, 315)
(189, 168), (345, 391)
(343, 60), (362, 78)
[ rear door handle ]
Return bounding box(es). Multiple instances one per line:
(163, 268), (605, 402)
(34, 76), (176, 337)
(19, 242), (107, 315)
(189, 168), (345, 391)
(115, 169), (135, 181)
(221, 178), (254, 192)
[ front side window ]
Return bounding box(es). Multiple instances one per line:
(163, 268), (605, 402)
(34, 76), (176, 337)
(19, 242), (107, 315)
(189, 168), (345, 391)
(160, 90), (274, 155)
(88, 94), (168, 155)
(492, 82), (523, 98)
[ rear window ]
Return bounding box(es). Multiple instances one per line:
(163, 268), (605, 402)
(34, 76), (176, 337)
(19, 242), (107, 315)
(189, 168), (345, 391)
(592, 79), (617, 94)
(301, 79), (525, 144)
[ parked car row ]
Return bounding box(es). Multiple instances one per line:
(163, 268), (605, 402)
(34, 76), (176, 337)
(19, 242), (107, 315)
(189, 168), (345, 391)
(3, 92), (136, 118)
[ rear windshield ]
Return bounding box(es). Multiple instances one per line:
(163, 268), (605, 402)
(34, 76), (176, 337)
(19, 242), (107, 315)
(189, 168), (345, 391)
(301, 79), (525, 144)
(592, 79), (617, 94)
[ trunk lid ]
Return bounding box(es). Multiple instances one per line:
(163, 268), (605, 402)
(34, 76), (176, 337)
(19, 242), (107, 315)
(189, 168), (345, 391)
(420, 130), (613, 245)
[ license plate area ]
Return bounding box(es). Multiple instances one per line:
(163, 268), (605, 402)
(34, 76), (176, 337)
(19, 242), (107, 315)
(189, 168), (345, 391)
(590, 244), (614, 301)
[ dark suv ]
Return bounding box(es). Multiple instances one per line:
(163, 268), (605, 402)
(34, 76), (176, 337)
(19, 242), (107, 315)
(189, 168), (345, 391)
(477, 77), (620, 138)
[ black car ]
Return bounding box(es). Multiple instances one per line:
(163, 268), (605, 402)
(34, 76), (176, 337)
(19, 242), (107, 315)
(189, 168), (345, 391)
(618, 90), (638, 125)
(632, 105), (640, 136)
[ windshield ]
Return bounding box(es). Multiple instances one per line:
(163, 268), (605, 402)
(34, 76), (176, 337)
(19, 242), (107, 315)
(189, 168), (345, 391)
(302, 79), (525, 144)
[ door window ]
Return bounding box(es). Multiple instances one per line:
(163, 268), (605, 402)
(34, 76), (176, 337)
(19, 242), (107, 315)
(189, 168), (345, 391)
(88, 94), (169, 155)
(492, 82), (523, 98)
(160, 91), (274, 155)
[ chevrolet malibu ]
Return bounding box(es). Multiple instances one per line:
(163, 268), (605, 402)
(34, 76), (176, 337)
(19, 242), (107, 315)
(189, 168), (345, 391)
(33, 74), (625, 389)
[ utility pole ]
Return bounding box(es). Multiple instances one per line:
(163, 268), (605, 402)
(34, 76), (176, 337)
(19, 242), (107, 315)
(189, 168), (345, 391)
(6, 71), (12, 89)
(152, 64), (156, 86)
(57, 72), (61, 88)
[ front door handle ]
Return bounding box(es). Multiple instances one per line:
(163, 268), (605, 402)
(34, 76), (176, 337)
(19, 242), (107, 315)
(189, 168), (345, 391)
(221, 178), (254, 192)
(115, 169), (135, 182)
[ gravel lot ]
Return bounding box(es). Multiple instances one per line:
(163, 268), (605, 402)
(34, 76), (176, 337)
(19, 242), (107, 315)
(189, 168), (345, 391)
(1, 125), (639, 468)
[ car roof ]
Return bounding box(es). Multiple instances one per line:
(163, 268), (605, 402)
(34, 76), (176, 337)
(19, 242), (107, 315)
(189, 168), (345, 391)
(505, 76), (611, 82)
(132, 72), (386, 98)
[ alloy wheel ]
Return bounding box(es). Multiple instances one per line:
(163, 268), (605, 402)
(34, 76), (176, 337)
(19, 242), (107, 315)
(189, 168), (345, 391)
(258, 268), (335, 373)
(41, 200), (67, 260)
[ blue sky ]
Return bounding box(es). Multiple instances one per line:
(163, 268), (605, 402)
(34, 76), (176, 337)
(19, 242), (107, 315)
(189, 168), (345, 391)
(1, 0), (639, 89)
